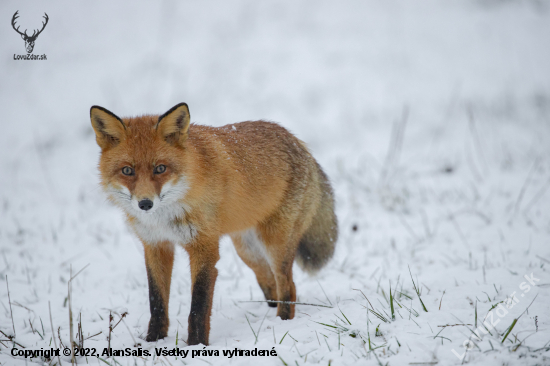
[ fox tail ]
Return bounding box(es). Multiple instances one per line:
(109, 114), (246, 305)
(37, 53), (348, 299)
(295, 163), (338, 275)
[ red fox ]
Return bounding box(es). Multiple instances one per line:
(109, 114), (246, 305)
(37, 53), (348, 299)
(90, 103), (338, 345)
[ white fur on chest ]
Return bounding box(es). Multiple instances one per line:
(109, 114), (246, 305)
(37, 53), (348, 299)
(130, 203), (197, 246)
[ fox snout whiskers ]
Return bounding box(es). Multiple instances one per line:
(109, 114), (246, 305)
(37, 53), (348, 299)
(130, 196), (160, 215)
(158, 178), (190, 203)
(108, 184), (185, 216)
(107, 187), (131, 203)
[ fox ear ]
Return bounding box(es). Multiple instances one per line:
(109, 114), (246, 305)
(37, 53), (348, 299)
(156, 103), (190, 146)
(90, 106), (126, 149)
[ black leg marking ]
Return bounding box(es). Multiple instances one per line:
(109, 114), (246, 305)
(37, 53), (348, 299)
(146, 265), (168, 342)
(187, 269), (215, 345)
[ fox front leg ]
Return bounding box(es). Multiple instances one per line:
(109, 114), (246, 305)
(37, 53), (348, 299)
(185, 238), (220, 345)
(143, 242), (175, 342)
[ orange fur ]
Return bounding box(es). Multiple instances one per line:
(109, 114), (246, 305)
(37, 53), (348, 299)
(91, 103), (338, 345)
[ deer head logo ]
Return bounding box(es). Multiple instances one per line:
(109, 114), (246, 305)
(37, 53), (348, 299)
(12, 11), (49, 54)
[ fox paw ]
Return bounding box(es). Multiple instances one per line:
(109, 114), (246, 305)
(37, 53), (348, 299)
(146, 330), (167, 342)
(146, 321), (168, 342)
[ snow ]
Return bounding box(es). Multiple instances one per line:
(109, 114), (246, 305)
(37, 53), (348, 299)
(1, 0), (550, 365)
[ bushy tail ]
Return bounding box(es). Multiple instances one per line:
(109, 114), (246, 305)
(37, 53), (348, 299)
(295, 164), (338, 275)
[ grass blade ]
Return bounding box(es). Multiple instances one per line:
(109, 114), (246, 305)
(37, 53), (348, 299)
(339, 307), (352, 325)
(279, 330), (289, 344)
(312, 321), (338, 329)
(408, 265), (428, 312)
(390, 283), (395, 321)
(475, 300), (478, 328)
(245, 314), (257, 339)
(501, 319), (518, 343)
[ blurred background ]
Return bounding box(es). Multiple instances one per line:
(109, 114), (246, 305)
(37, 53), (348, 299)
(2, 0), (549, 152)
(2, 0), (549, 211)
(1, 1), (549, 364)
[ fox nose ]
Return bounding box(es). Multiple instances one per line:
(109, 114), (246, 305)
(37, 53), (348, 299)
(138, 199), (154, 211)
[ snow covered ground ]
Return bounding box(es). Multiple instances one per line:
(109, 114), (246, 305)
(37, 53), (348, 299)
(1, 0), (550, 365)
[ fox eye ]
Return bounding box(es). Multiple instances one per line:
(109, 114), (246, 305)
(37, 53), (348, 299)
(154, 164), (166, 174)
(122, 166), (134, 176)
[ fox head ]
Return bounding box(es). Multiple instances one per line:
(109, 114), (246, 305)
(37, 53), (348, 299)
(90, 103), (191, 219)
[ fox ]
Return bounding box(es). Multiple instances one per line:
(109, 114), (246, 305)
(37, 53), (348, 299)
(90, 103), (338, 346)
